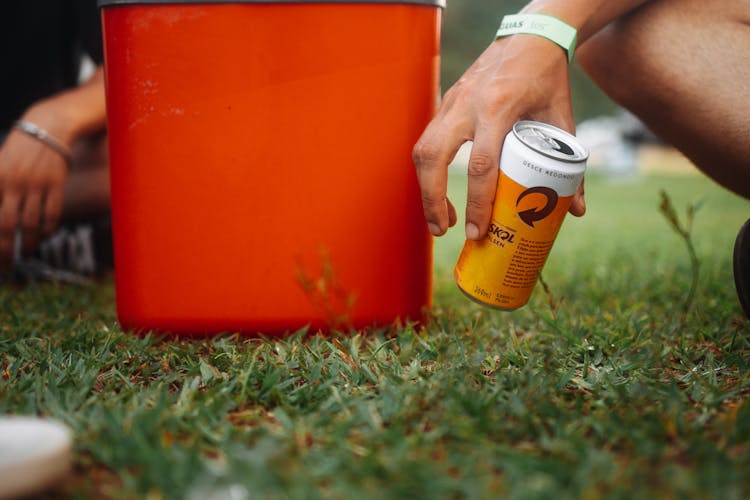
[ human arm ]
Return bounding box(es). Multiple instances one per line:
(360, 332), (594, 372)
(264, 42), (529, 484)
(0, 67), (106, 268)
(413, 0), (651, 240)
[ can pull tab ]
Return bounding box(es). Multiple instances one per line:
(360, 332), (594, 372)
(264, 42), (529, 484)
(524, 127), (575, 156)
(512, 120), (589, 163)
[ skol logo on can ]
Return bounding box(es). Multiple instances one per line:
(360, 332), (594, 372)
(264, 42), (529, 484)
(454, 120), (588, 310)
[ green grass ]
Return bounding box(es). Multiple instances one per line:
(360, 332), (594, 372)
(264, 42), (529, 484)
(2, 172), (750, 499)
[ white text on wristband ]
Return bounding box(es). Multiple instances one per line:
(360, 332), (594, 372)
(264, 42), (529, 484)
(495, 14), (577, 63)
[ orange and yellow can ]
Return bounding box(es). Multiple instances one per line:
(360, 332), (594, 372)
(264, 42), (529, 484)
(454, 121), (588, 310)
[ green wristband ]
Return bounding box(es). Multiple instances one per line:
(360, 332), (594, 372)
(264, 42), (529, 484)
(495, 13), (577, 63)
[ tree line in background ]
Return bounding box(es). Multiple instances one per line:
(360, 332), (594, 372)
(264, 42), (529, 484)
(439, 0), (620, 122)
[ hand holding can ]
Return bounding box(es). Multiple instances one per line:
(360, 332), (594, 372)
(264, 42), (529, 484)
(454, 121), (588, 310)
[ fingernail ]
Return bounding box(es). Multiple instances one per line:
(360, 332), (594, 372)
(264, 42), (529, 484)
(428, 223), (442, 235)
(466, 222), (480, 240)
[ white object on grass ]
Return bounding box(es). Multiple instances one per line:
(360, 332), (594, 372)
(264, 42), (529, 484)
(0, 417), (72, 499)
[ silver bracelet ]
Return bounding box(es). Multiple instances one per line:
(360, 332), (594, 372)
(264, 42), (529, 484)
(12, 120), (72, 165)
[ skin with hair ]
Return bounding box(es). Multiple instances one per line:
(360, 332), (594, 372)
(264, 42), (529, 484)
(413, 0), (750, 242)
(0, 68), (109, 270)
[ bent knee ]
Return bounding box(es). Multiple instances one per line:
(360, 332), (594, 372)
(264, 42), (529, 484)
(576, 28), (645, 110)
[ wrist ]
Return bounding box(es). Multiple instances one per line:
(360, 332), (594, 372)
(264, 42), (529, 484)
(521, 0), (651, 45)
(496, 13), (577, 63)
(23, 99), (80, 147)
(12, 120), (73, 166)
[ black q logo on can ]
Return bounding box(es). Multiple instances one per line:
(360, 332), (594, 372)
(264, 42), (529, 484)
(516, 187), (558, 228)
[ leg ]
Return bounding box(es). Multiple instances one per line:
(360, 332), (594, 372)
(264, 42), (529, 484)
(578, 0), (750, 200)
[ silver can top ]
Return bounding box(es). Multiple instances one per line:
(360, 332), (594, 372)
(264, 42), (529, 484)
(512, 120), (588, 163)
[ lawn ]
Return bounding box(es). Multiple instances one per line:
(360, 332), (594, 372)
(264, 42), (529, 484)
(1, 171), (750, 499)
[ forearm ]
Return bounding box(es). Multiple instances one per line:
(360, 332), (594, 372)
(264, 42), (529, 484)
(521, 0), (651, 45)
(22, 67), (106, 146)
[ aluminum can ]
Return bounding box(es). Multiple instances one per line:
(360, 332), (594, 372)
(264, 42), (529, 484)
(454, 120), (588, 310)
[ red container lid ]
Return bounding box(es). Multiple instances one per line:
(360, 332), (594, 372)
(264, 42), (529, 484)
(99, 0), (445, 6)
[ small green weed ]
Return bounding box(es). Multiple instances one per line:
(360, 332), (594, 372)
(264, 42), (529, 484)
(659, 189), (702, 315)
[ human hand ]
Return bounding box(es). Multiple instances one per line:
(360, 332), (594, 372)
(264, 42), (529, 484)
(413, 34), (586, 241)
(0, 106), (71, 269)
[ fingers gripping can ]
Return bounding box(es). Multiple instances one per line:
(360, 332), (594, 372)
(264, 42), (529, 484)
(454, 120), (588, 310)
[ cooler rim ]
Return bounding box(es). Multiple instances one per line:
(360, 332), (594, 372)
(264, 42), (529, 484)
(99, 0), (445, 8)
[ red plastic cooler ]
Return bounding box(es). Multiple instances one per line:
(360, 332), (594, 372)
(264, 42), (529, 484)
(99, 0), (443, 334)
